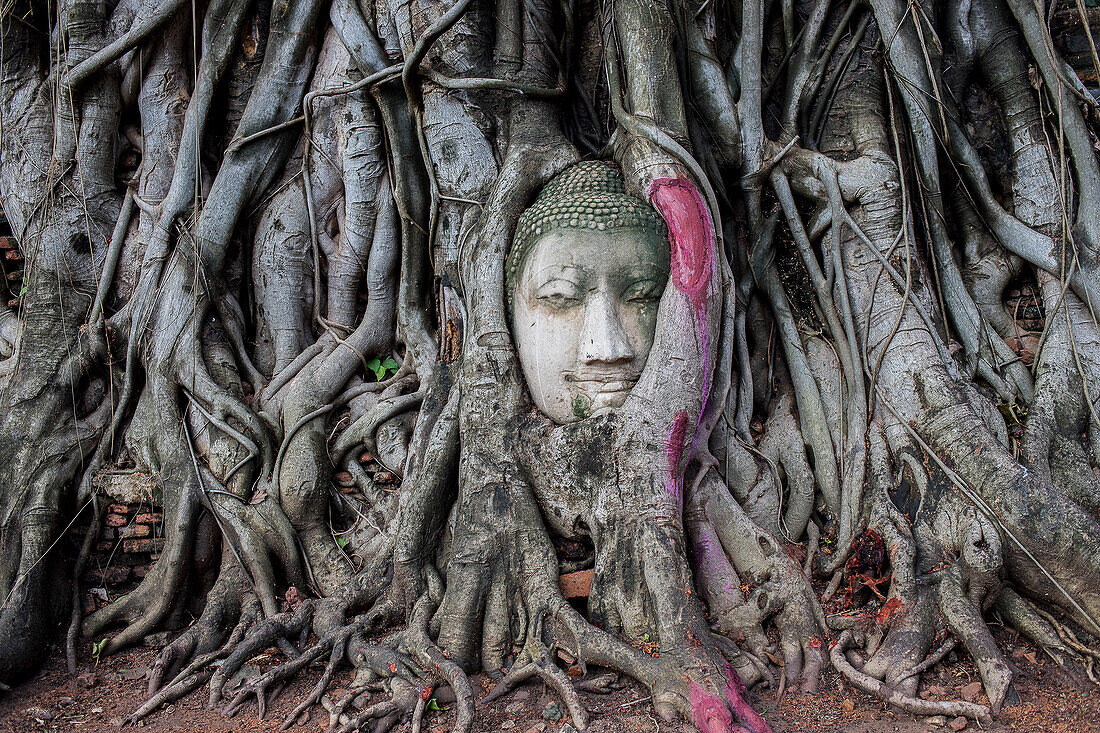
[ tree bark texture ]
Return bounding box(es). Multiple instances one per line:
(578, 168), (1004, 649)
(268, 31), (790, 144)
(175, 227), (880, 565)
(3, 1), (1100, 731)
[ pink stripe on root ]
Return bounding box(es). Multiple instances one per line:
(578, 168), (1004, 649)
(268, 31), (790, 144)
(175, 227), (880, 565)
(648, 177), (714, 309)
(724, 664), (774, 733)
(665, 410), (691, 501)
(690, 681), (734, 733)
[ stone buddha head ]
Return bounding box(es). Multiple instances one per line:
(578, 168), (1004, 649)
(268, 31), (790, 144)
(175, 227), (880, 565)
(507, 161), (670, 424)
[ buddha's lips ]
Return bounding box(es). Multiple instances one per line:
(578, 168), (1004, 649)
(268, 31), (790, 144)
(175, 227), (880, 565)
(586, 380), (636, 393)
(564, 374), (641, 392)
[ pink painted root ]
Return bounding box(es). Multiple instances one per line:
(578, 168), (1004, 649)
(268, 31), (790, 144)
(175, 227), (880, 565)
(649, 175), (717, 405)
(724, 663), (774, 733)
(648, 177), (714, 310)
(665, 410), (691, 502)
(687, 664), (774, 733)
(651, 178), (768, 733)
(690, 681), (750, 733)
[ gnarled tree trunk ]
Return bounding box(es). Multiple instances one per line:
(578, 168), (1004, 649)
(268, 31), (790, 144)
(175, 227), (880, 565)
(3, 1), (1100, 731)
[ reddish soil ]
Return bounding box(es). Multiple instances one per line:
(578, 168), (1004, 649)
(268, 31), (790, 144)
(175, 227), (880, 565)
(1, 629), (1096, 733)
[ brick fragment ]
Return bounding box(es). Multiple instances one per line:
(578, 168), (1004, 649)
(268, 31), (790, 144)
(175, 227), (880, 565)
(120, 523), (150, 538)
(123, 538), (165, 554)
(559, 569), (593, 599)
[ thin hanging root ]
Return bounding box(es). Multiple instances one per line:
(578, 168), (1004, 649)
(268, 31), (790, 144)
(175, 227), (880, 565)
(481, 649), (589, 730)
(831, 631), (991, 723)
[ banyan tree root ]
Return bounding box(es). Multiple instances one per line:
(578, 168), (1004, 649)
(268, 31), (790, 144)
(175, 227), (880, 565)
(831, 630), (992, 723)
(5, 1), (1100, 732)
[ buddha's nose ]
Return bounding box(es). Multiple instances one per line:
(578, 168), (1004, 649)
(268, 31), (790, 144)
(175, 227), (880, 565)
(578, 292), (634, 365)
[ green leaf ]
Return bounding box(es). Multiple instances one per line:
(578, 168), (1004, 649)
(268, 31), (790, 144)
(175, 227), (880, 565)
(19, 282), (27, 296)
(91, 638), (108, 661)
(365, 357), (399, 381)
(335, 536), (349, 549)
(426, 698), (440, 711)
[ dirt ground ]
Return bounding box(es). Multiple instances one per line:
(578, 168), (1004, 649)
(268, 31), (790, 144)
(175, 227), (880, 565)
(1, 627), (1096, 733)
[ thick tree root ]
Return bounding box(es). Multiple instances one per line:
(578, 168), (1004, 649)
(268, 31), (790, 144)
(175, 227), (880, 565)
(831, 631), (992, 723)
(131, 597), (262, 723)
(481, 649), (589, 730)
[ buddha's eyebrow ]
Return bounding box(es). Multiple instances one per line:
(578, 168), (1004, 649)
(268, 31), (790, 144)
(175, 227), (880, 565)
(527, 263), (581, 284)
(622, 262), (669, 279)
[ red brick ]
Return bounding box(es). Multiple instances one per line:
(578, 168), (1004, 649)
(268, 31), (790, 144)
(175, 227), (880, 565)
(123, 538), (165, 554)
(559, 569), (593, 599)
(107, 504), (129, 514)
(120, 523), (150, 538)
(134, 513), (163, 524)
(104, 513), (127, 528)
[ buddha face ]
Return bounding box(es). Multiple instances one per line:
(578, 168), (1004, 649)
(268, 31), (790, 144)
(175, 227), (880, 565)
(511, 227), (670, 424)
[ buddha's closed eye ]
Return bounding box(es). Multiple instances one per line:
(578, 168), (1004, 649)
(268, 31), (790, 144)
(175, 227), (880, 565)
(536, 280), (581, 308)
(624, 278), (663, 303)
